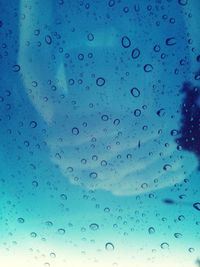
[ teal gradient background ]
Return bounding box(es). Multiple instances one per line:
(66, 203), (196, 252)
(0, 0), (200, 266)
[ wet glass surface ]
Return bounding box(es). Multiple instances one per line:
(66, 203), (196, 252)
(0, 0), (200, 266)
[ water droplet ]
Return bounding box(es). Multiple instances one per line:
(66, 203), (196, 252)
(104, 207), (110, 212)
(166, 37), (176, 46)
(156, 108), (165, 117)
(101, 114), (109, 121)
(193, 202), (200, 211)
(89, 223), (99, 231)
(108, 0), (115, 7)
(144, 64), (153, 72)
(60, 194), (67, 200)
(96, 77), (105, 86)
(130, 87), (140, 97)
(174, 233), (182, 238)
(105, 242), (114, 251)
(45, 35), (52, 44)
(87, 33), (94, 41)
(12, 64), (21, 72)
(30, 121), (37, 128)
(131, 48), (140, 59)
(148, 227), (155, 234)
(163, 164), (172, 171)
(101, 160), (107, 166)
(72, 127), (79, 135)
(178, 0), (188, 6)
(188, 247), (195, 253)
(141, 183), (148, 189)
(58, 228), (65, 235)
(154, 44), (160, 52)
(113, 119), (120, 125)
(170, 129), (179, 136)
(121, 36), (131, 48)
(50, 252), (56, 258)
(30, 232), (37, 238)
(17, 217), (25, 223)
(163, 198), (175, 204)
(89, 172), (98, 179)
(45, 221), (53, 227)
(178, 215), (185, 221)
(32, 180), (38, 187)
(160, 242), (169, 249)
(134, 109), (141, 117)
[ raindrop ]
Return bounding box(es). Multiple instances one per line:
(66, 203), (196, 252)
(101, 114), (109, 121)
(170, 129), (179, 136)
(105, 242), (114, 251)
(96, 77), (105, 86)
(58, 228), (65, 235)
(188, 247), (195, 253)
(163, 164), (172, 171)
(131, 48), (140, 59)
(144, 64), (153, 72)
(101, 160), (107, 166)
(12, 64), (21, 72)
(30, 232), (37, 238)
(113, 119), (120, 125)
(178, 0), (188, 6)
(30, 121), (37, 128)
(121, 36), (131, 48)
(32, 180), (38, 187)
(72, 127), (79, 135)
(89, 172), (98, 179)
(108, 0), (115, 7)
(45, 35), (52, 44)
(89, 223), (99, 231)
(154, 44), (160, 52)
(50, 252), (56, 258)
(134, 109), (141, 117)
(45, 221), (53, 227)
(87, 33), (94, 41)
(130, 87), (140, 97)
(193, 202), (200, 211)
(174, 233), (182, 238)
(163, 198), (175, 204)
(160, 242), (169, 249)
(166, 37), (176, 46)
(17, 217), (25, 223)
(156, 108), (165, 117)
(178, 215), (185, 221)
(60, 194), (67, 200)
(148, 227), (155, 234)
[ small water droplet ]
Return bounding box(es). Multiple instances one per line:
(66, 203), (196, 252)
(193, 202), (200, 211)
(148, 227), (155, 234)
(12, 64), (21, 72)
(130, 87), (140, 97)
(160, 242), (169, 249)
(144, 64), (153, 72)
(45, 35), (52, 44)
(30, 232), (37, 238)
(58, 228), (65, 235)
(17, 217), (25, 223)
(30, 121), (37, 128)
(89, 223), (99, 231)
(131, 48), (140, 59)
(105, 242), (114, 251)
(121, 36), (131, 48)
(96, 77), (105, 86)
(72, 127), (79, 135)
(166, 37), (176, 46)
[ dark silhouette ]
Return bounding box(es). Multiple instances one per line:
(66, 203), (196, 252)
(176, 81), (200, 168)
